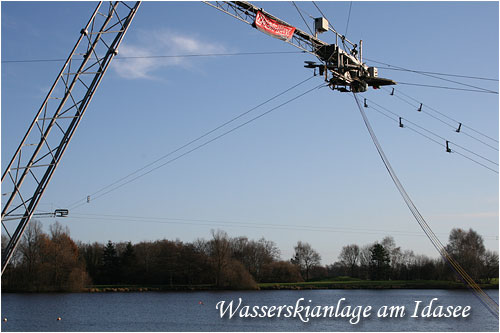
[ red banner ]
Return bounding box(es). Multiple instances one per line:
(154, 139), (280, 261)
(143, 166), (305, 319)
(254, 11), (296, 41)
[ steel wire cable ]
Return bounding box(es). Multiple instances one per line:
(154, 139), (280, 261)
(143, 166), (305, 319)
(382, 88), (459, 129)
(66, 76), (316, 209)
(365, 58), (499, 94)
(312, 1), (330, 24)
(380, 87), (499, 153)
(64, 212), (498, 239)
(1, 51), (307, 64)
(357, 95), (499, 316)
(375, 66), (498, 82)
(352, 93), (499, 317)
(367, 99), (498, 165)
(369, 105), (499, 174)
(395, 82), (497, 94)
(69, 81), (325, 210)
(382, 86), (499, 145)
(291, 1), (314, 36)
(64, 214), (452, 237)
(364, 99), (498, 173)
(312, 1), (350, 53)
(344, 1), (353, 37)
(292, 2), (315, 20)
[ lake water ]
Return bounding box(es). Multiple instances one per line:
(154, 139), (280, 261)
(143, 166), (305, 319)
(1, 289), (498, 331)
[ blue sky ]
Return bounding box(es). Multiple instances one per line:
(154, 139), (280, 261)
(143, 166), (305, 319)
(2, 1), (498, 264)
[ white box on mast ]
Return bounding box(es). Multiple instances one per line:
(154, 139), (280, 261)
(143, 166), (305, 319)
(314, 17), (328, 34)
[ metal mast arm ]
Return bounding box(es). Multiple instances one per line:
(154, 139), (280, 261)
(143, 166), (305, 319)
(1, 1), (141, 274)
(203, 1), (327, 56)
(204, 1), (395, 92)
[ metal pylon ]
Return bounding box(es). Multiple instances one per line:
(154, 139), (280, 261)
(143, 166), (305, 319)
(1, 1), (141, 274)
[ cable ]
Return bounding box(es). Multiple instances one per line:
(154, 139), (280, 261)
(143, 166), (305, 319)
(365, 58), (498, 94)
(396, 82), (498, 94)
(383, 87), (499, 145)
(386, 89), (497, 155)
(65, 76), (317, 209)
(291, 3), (315, 20)
(1, 51), (306, 64)
(65, 212), (498, 239)
(386, 90), (460, 131)
(365, 99), (498, 173)
(382, 87), (499, 153)
(312, 1), (329, 22)
(69, 81), (325, 210)
(311, 1), (345, 55)
(344, 1), (353, 37)
(451, 151), (499, 175)
(291, 1), (314, 36)
(352, 93), (499, 318)
(373, 109), (499, 174)
(375, 66), (499, 82)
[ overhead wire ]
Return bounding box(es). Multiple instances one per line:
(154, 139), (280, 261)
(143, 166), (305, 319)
(375, 66), (499, 82)
(364, 98), (498, 173)
(312, 1), (329, 23)
(352, 93), (499, 318)
(291, 1), (314, 36)
(395, 82), (498, 94)
(365, 57), (499, 94)
(374, 93), (499, 151)
(310, 0), (344, 59)
(68, 80), (325, 210)
(381, 88), (499, 155)
(311, 1), (340, 40)
(66, 75), (316, 209)
(63, 212), (498, 239)
(344, 1), (353, 37)
(382, 86), (499, 145)
(311, 1), (350, 53)
(1, 51), (306, 64)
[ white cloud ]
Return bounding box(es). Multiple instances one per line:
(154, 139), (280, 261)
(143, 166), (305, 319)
(112, 30), (228, 80)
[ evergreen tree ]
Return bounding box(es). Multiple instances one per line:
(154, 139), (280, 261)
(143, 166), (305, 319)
(101, 240), (119, 284)
(370, 243), (390, 280)
(119, 241), (136, 283)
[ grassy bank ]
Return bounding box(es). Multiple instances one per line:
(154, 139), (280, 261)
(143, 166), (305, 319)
(84, 278), (498, 292)
(85, 284), (217, 292)
(258, 279), (499, 290)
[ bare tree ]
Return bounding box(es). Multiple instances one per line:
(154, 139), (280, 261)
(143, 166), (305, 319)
(209, 229), (231, 287)
(446, 228), (485, 280)
(192, 238), (210, 256)
(381, 236), (402, 270)
(231, 237), (280, 282)
(19, 220), (44, 269)
(291, 241), (321, 281)
(482, 250), (499, 283)
(338, 244), (360, 277)
(17, 220), (44, 288)
(358, 244), (372, 267)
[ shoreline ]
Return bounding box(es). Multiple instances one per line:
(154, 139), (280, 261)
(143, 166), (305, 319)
(5, 280), (497, 293)
(3, 280), (498, 293)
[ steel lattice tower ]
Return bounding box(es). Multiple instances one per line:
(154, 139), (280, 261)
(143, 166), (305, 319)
(1, 1), (141, 273)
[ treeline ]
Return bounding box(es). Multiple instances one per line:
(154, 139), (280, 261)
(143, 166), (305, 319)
(2, 223), (300, 291)
(1, 222), (88, 292)
(328, 230), (498, 283)
(2, 221), (498, 292)
(77, 229), (299, 290)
